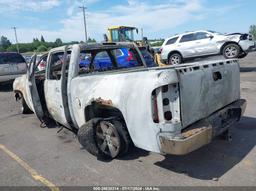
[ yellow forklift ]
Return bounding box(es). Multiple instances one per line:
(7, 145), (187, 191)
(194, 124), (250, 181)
(104, 26), (164, 66)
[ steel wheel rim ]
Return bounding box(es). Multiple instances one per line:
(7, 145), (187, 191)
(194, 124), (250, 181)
(225, 46), (238, 58)
(96, 121), (121, 158)
(170, 55), (180, 65)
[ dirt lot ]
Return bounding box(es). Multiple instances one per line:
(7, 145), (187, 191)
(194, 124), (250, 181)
(0, 53), (256, 188)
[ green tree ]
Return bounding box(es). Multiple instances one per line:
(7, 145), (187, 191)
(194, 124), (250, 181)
(0, 46), (5, 52)
(6, 45), (17, 52)
(40, 35), (45, 42)
(37, 45), (48, 52)
(54, 38), (62, 47)
(33, 38), (39, 42)
(87, 37), (96, 43)
(249, 25), (256, 40)
(0, 36), (11, 50)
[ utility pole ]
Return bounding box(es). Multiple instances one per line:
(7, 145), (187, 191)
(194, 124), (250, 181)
(12, 27), (19, 53)
(141, 28), (144, 40)
(79, 3), (88, 42)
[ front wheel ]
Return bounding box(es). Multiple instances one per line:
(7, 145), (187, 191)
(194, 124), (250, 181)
(168, 53), (182, 65)
(223, 43), (240, 59)
(21, 98), (33, 114)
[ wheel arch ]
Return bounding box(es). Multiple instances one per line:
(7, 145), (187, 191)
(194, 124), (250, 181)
(84, 102), (125, 122)
(167, 50), (183, 61)
(84, 101), (133, 144)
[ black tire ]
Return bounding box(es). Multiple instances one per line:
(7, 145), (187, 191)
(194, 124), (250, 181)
(77, 119), (101, 156)
(168, 53), (182, 65)
(222, 43), (240, 59)
(95, 119), (130, 159)
(21, 98), (33, 114)
(111, 120), (131, 156)
(238, 52), (248, 59)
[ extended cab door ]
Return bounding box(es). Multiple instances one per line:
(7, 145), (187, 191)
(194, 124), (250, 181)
(26, 55), (45, 121)
(44, 47), (71, 127)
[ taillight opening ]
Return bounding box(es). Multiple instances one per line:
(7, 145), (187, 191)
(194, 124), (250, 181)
(151, 84), (179, 123)
(152, 90), (159, 123)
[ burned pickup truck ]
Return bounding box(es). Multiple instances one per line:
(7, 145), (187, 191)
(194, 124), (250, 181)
(13, 42), (246, 159)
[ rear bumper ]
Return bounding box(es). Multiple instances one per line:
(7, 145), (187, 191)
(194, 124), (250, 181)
(159, 99), (246, 155)
(248, 44), (256, 52)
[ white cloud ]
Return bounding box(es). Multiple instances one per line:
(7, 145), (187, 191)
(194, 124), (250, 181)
(63, 0), (204, 40)
(0, 0), (242, 43)
(0, 0), (60, 12)
(67, 0), (100, 16)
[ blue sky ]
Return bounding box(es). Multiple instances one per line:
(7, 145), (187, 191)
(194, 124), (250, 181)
(0, 0), (255, 43)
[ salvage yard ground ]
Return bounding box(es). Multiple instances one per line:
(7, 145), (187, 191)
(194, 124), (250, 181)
(0, 53), (256, 187)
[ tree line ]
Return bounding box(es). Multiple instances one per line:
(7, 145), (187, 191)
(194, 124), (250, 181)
(0, 35), (96, 53)
(1, 25), (255, 53)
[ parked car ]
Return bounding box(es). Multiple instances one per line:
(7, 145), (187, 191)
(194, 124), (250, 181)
(36, 54), (48, 71)
(22, 55), (32, 63)
(161, 30), (255, 65)
(80, 47), (156, 69)
(13, 42), (246, 159)
(0, 52), (27, 83)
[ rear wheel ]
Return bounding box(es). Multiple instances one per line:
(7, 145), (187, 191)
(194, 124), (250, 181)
(238, 52), (248, 59)
(78, 119), (101, 156)
(168, 53), (182, 65)
(223, 43), (240, 59)
(96, 119), (131, 159)
(78, 118), (131, 159)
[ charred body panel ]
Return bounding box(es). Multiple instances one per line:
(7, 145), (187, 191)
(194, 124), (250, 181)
(177, 60), (240, 128)
(13, 42), (246, 156)
(69, 68), (180, 153)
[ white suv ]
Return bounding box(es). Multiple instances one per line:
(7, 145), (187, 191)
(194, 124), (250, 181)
(160, 30), (255, 65)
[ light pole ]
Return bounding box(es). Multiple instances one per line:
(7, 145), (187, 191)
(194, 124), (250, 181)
(141, 28), (144, 40)
(79, 4), (88, 42)
(12, 27), (19, 53)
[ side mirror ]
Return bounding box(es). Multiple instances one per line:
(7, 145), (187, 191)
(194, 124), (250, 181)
(207, 34), (214, 39)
